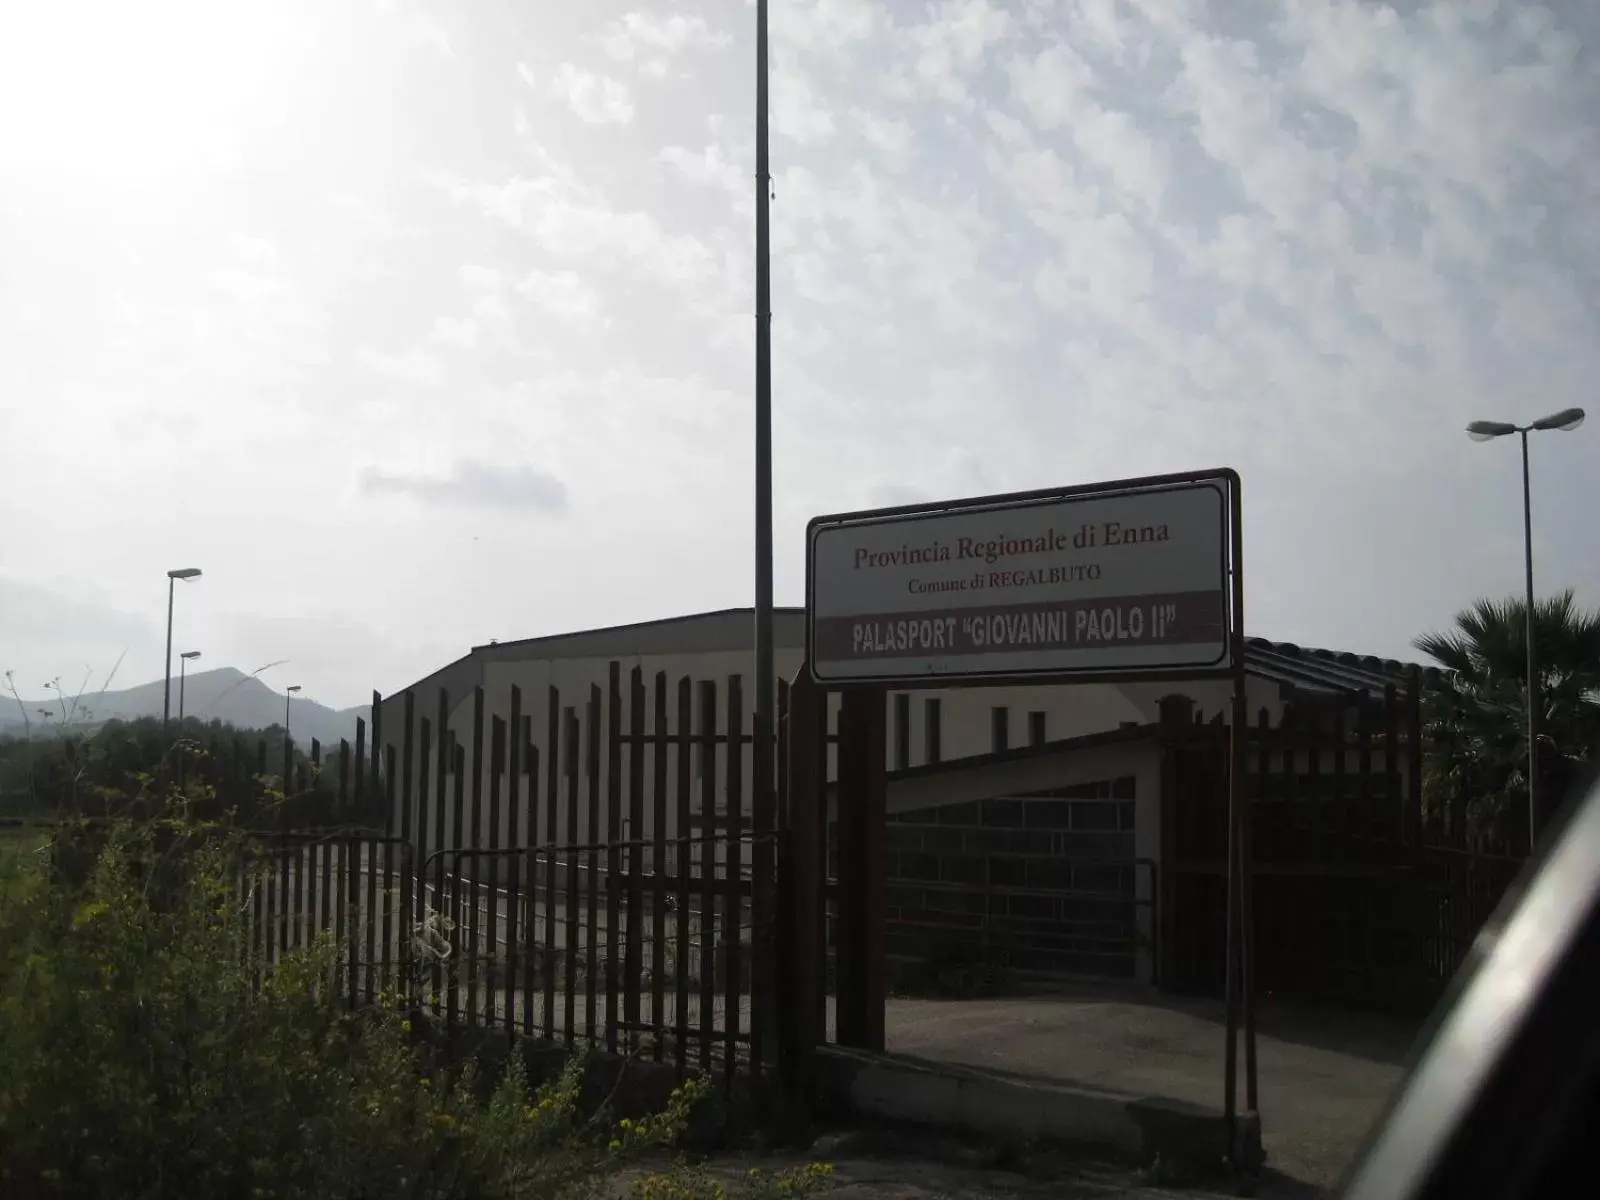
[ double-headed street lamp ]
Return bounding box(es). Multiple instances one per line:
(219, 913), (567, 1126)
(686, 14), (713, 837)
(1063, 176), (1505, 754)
(178, 650), (201, 724)
(162, 567), (202, 733)
(1465, 406), (1586, 845)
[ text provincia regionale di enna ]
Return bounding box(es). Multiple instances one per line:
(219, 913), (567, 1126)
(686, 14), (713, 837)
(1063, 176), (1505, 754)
(851, 520), (1172, 594)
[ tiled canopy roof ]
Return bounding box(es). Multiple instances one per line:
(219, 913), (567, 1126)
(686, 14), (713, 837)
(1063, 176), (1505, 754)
(1244, 638), (1443, 695)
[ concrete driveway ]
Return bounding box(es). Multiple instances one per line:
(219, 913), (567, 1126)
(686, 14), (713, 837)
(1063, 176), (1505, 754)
(880, 985), (1419, 1194)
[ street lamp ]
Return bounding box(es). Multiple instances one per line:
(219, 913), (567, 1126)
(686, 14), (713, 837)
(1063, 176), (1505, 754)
(162, 567), (203, 733)
(284, 684), (302, 792)
(178, 651), (201, 724)
(284, 684), (302, 742)
(1465, 406), (1586, 846)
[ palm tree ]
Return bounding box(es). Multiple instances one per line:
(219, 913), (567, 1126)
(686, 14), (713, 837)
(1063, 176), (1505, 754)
(1414, 591), (1600, 849)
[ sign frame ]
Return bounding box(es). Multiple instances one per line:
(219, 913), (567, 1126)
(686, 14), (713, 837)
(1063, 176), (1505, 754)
(804, 467), (1242, 689)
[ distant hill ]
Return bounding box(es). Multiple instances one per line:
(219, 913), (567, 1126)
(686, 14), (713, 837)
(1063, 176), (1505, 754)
(0, 668), (371, 748)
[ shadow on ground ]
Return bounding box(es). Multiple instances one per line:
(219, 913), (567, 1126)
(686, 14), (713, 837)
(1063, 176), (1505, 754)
(876, 983), (1420, 1194)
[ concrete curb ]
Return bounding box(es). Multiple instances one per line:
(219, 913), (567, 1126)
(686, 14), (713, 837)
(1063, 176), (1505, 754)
(816, 1046), (1222, 1165)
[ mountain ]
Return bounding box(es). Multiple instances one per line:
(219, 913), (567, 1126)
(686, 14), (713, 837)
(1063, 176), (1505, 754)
(0, 668), (371, 748)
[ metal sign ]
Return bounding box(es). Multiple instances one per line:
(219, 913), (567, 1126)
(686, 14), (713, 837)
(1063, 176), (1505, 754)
(806, 471), (1237, 685)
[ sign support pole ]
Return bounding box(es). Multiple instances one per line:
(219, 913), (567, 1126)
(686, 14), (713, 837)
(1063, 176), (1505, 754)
(777, 666), (823, 1123)
(835, 686), (887, 1051)
(1223, 474), (1262, 1175)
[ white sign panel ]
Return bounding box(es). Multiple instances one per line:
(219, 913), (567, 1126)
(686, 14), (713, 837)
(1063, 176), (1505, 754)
(806, 475), (1234, 684)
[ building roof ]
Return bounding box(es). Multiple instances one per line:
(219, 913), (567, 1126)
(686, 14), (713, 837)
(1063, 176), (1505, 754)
(391, 608), (1440, 702)
(1244, 638), (1442, 696)
(468, 606), (806, 656)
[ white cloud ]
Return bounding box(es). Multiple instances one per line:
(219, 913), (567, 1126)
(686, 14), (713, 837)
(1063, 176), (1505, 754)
(427, 315), (478, 348)
(658, 144), (745, 197)
(360, 458), (570, 514)
(545, 62), (634, 125)
(356, 345), (445, 387)
(516, 267), (604, 325)
(599, 11), (731, 76)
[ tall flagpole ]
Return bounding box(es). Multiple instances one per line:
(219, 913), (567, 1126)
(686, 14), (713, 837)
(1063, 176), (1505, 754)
(752, 0), (777, 1059)
(753, 1), (774, 827)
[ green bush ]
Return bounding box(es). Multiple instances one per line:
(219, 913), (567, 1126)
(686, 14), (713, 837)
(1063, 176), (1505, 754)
(0, 816), (834, 1200)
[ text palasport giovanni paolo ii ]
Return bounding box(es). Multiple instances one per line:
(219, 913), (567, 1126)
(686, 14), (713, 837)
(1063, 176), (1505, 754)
(807, 480), (1231, 682)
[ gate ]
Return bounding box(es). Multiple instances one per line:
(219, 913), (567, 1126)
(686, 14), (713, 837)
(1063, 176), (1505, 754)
(1160, 685), (1521, 1014)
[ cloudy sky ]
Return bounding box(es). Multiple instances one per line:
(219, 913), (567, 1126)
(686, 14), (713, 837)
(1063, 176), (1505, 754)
(2, 0), (1596, 709)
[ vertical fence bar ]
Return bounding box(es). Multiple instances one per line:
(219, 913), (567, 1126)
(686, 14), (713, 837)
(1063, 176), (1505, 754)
(276, 826), (291, 962)
(303, 741), (320, 945)
(1330, 700), (1350, 986)
(431, 732), (451, 1017)
(674, 675), (693, 1073)
(650, 670), (669, 1060)
(356, 704), (374, 1004)
(606, 663), (624, 1055)
(545, 690), (562, 1042)
(818, 702), (832, 1036)
(697, 679), (718, 1072)
(520, 737), (540, 1036)
(310, 748), (326, 947)
(336, 742), (351, 1003)
(399, 693), (416, 997)
(433, 689), (451, 1015)
(725, 675), (745, 1080)
(362, 833), (378, 1007)
(1307, 707), (1323, 868)
(369, 693), (384, 824)
(348, 836), (364, 1009)
(1282, 704), (1301, 868)
(585, 684), (603, 1047)
(776, 680), (790, 835)
(1358, 699), (1377, 993)
(386, 744), (402, 1000)
(448, 743), (465, 1030)
(1383, 685), (1401, 853)
(466, 688), (486, 1026)
(1332, 702), (1349, 851)
(505, 687), (523, 1036)
(487, 715), (505, 1026)
(415, 717), (433, 930)
(626, 666), (647, 1053)
(352, 718), (366, 830)
(1405, 666), (1424, 849)
(317, 831), (332, 949)
(563, 706), (581, 1045)
(1254, 709), (1273, 997)
(252, 827), (268, 988)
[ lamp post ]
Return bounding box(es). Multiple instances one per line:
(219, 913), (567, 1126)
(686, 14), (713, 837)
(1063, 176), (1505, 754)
(162, 567), (203, 733)
(178, 650), (201, 724)
(1465, 406), (1586, 846)
(750, 0), (779, 1069)
(752, 0), (775, 830)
